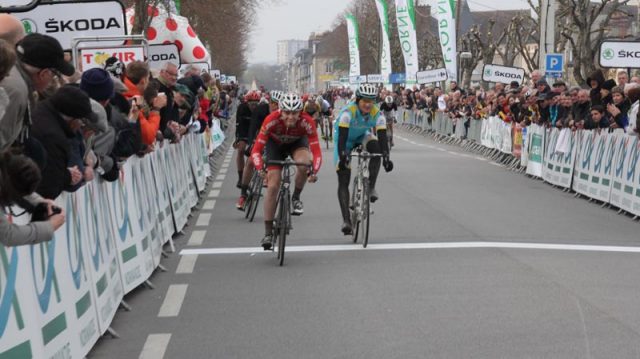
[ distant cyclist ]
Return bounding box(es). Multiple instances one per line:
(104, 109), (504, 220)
(334, 84), (393, 235)
(379, 95), (397, 147)
(233, 91), (260, 188)
(236, 90), (281, 209)
(251, 93), (322, 250)
(316, 95), (333, 140)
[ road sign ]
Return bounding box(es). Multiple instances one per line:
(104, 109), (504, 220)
(599, 40), (640, 68)
(545, 53), (564, 73)
(482, 64), (526, 85)
(416, 68), (448, 84)
(366, 74), (387, 83)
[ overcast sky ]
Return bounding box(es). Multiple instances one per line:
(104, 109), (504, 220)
(249, 0), (534, 64)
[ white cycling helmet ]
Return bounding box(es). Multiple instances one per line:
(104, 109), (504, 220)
(385, 96), (394, 104)
(356, 83), (378, 100)
(269, 90), (282, 103)
(279, 92), (303, 111)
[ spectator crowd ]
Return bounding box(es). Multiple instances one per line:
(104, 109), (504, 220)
(0, 14), (237, 247)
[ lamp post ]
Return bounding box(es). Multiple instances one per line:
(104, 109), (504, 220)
(458, 51), (472, 86)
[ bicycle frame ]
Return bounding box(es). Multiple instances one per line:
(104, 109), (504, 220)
(349, 148), (382, 247)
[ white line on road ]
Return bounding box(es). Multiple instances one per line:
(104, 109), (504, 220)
(208, 189), (220, 198)
(187, 230), (206, 246)
(202, 199), (217, 210)
(216, 174), (225, 181)
(219, 168), (228, 175)
(196, 213), (212, 227)
(139, 334), (171, 359)
(212, 181), (223, 189)
(176, 254), (198, 274)
(158, 284), (188, 317)
(180, 242), (640, 256)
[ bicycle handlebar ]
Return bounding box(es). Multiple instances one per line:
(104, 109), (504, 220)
(349, 152), (383, 159)
(265, 159), (312, 167)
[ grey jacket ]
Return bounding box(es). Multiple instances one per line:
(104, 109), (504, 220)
(1, 194), (54, 247)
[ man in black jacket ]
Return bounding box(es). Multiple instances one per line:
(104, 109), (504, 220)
(152, 62), (180, 141)
(31, 86), (98, 199)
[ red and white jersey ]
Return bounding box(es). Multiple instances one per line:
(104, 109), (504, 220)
(251, 110), (322, 173)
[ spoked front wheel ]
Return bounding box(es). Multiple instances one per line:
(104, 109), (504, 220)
(350, 175), (361, 243)
(361, 180), (371, 248)
(248, 176), (263, 222)
(276, 194), (289, 266)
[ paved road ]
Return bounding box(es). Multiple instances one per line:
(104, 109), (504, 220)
(90, 127), (640, 359)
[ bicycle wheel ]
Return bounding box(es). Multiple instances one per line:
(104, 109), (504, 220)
(324, 120), (330, 149)
(244, 176), (255, 219)
(361, 180), (371, 248)
(350, 174), (361, 243)
(249, 176), (263, 222)
(277, 192), (289, 266)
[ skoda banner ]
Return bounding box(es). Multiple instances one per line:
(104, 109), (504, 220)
(79, 46), (144, 71)
(482, 64), (526, 85)
(12, 0), (127, 50)
(416, 68), (448, 84)
(599, 41), (640, 68)
(435, 0), (457, 82)
(345, 13), (361, 78)
(395, 0), (419, 84)
(149, 43), (181, 70)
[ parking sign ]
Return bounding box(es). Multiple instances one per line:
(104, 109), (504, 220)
(545, 54), (564, 73)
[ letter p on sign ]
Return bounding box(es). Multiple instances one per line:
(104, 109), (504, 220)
(546, 54), (564, 73)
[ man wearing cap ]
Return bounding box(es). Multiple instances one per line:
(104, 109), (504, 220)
(0, 33), (75, 152)
(31, 86), (99, 199)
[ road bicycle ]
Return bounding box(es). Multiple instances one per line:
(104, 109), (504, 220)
(243, 169), (263, 222)
(349, 147), (382, 248)
(266, 158), (312, 266)
(320, 115), (333, 149)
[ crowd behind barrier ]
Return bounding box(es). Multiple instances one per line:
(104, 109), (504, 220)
(398, 107), (640, 218)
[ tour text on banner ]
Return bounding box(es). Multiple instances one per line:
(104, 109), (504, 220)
(435, 0), (457, 82)
(345, 13), (361, 78)
(395, 0), (419, 83)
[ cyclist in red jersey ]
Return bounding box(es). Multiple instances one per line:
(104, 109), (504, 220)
(251, 93), (322, 250)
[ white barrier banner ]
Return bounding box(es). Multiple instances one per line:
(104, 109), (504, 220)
(610, 134), (640, 216)
(151, 145), (177, 242)
(542, 128), (576, 188)
(83, 183), (123, 335)
(0, 217), (46, 359)
(167, 144), (189, 231)
(520, 126), (529, 167)
(526, 124), (545, 177)
(139, 156), (164, 267)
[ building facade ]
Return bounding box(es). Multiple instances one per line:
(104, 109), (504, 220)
(277, 40), (308, 66)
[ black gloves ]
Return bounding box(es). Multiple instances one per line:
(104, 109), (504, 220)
(383, 155), (394, 173)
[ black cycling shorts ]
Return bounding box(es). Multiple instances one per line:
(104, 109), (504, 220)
(265, 137), (309, 170)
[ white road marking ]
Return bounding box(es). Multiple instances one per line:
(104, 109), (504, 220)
(216, 174), (225, 181)
(187, 230), (206, 246)
(202, 199), (217, 210)
(208, 190), (220, 198)
(176, 254), (198, 274)
(219, 168), (228, 175)
(139, 334), (171, 359)
(180, 242), (640, 256)
(212, 181), (223, 189)
(196, 213), (212, 227)
(158, 284), (188, 317)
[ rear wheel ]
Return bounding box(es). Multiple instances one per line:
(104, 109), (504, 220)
(248, 175), (263, 222)
(277, 193), (289, 266)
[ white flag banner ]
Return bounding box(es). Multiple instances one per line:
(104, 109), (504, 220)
(395, 0), (419, 83)
(345, 14), (361, 77)
(435, 0), (457, 82)
(375, 0), (392, 81)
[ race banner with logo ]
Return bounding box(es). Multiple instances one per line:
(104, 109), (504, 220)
(435, 0), (457, 82)
(482, 64), (526, 85)
(526, 124), (545, 177)
(375, 0), (392, 82)
(599, 41), (640, 69)
(573, 130), (617, 203)
(345, 13), (361, 78)
(148, 43), (181, 70)
(13, 0), (127, 49)
(79, 46), (144, 71)
(150, 146), (176, 243)
(416, 68), (448, 84)
(520, 126), (529, 167)
(395, 0), (419, 83)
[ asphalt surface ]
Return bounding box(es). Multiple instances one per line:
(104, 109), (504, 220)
(89, 126), (640, 359)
